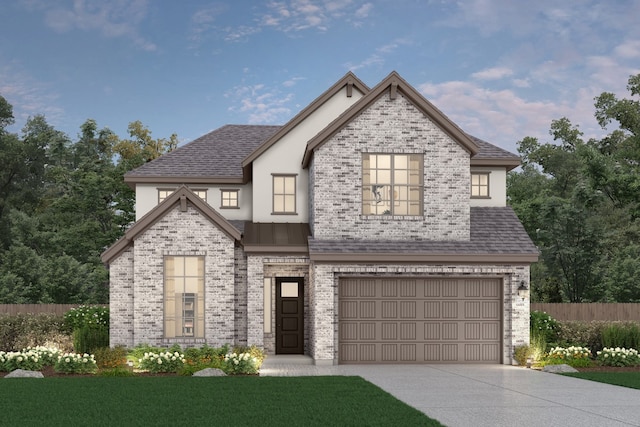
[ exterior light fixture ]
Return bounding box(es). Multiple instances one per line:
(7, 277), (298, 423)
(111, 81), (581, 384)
(517, 281), (529, 300)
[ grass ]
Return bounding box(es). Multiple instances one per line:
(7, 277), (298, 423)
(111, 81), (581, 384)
(563, 372), (640, 390)
(1, 375), (443, 426)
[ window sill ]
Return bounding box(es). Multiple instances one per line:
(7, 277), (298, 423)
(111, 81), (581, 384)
(220, 206), (240, 209)
(471, 196), (491, 199)
(360, 215), (424, 221)
(271, 212), (298, 216)
(162, 338), (206, 345)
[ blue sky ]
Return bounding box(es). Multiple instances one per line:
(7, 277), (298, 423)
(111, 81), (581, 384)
(1, 0), (639, 154)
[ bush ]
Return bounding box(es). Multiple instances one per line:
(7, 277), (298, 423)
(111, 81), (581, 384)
(73, 325), (109, 354)
(64, 306), (109, 331)
(128, 344), (164, 367)
(513, 344), (532, 366)
(54, 352), (98, 374)
(223, 351), (260, 375)
(530, 311), (558, 345)
(601, 323), (640, 349)
(555, 321), (607, 353)
(94, 346), (128, 369)
(546, 346), (593, 368)
(138, 351), (186, 373)
(0, 314), (71, 351)
(98, 367), (135, 377)
(596, 347), (640, 367)
(232, 345), (266, 368)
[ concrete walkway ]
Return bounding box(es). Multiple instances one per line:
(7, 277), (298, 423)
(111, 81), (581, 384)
(261, 357), (640, 427)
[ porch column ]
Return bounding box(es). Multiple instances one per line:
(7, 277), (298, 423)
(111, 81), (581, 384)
(246, 255), (264, 347)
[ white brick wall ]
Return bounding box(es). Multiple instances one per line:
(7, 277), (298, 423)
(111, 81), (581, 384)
(111, 204), (236, 348)
(311, 91), (470, 241)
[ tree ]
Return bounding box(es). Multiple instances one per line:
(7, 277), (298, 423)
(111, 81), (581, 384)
(0, 96), (177, 303)
(509, 73), (640, 302)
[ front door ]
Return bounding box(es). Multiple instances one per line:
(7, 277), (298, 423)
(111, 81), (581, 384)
(276, 278), (304, 354)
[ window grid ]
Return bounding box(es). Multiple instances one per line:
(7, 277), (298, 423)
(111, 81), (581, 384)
(220, 189), (239, 208)
(362, 154), (423, 216)
(164, 256), (205, 339)
(471, 173), (490, 198)
(272, 175), (296, 214)
(158, 188), (207, 204)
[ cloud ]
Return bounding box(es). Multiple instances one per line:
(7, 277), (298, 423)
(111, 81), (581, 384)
(189, 4), (228, 45)
(417, 79), (606, 153)
(345, 38), (412, 71)
(0, 62), (64, 130)
(225, 82), (294, 124)
(222, 0), (371, 41)
(471, 67), (513, 81)
(41, 0), (157, 51)
(614, 39), (640, 59)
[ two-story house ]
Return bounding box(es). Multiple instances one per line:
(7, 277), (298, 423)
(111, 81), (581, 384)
(101, 71), (538, 365)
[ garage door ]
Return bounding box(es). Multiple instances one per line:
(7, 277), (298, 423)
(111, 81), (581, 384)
(339, 278), (502, 364)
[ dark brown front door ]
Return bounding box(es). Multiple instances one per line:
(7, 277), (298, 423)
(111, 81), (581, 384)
(276, 278), (304, 354)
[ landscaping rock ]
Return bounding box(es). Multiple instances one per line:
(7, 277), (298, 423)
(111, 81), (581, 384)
(543, 364), (578, 373)
(5, 369), (44, 378)
(193, 368), (226, 377)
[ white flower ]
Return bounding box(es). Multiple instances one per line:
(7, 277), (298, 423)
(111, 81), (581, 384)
(157, 359), (162, 364)
(65, 358), (70, 363)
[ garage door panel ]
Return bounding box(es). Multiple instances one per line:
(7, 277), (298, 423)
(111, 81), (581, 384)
(339, 278), (502, 364)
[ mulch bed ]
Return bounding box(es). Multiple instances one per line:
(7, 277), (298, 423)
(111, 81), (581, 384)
(1, 366), (180, 378)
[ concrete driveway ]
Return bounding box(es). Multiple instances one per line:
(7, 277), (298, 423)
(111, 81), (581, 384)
(261, 359), (640, 426)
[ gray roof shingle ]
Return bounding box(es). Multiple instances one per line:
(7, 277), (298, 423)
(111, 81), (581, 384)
(125, 124), (281, 180)
(469, 135), (520, 161)
(124, 124), (517, 181)
(307, 206), (538, 256)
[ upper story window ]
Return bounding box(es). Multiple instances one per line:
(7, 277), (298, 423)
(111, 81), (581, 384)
(471, 172), (490, 198)
(272, 174), (296, 214)
(158, 188), (207, 204)
(362, 153), (423, 216)
(220, 189), (239, 209)
(164, 256), (204, 339)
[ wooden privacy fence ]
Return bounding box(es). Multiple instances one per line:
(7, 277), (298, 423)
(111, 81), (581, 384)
(0, 304), (107, 316)
(531, 303), (640, 321)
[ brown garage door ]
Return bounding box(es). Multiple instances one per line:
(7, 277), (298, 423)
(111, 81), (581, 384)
(339, 277), (502, 364)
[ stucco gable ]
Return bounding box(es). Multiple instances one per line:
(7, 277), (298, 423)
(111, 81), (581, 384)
(101, 185), (241, 264)
(302, 71), (479, 168)
(242, 71), (369, 173)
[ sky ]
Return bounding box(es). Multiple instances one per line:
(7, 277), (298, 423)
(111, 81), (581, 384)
(1, 0), (639, 155)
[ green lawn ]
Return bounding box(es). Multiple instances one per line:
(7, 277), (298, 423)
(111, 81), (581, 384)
(563, 372), (640, 390)
(1, 375), (443, 426)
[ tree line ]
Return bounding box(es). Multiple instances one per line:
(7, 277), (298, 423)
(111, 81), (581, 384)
(0, 95), (176, 303)
(1, 74), (639, 304)
(509, 74), (640, 302)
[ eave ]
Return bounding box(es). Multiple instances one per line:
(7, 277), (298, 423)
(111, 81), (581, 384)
(308, 252), (539, 264)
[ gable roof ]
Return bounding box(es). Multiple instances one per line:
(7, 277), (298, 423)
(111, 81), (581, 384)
(302, 71), (480, 168)
(241, 71), (369, 176)
(101, 186), (241, 264)
(307, 206), (538, 263)
(124, 125), (281, 186)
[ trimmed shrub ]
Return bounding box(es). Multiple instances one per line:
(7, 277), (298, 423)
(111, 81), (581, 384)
(0, 314), (71, 351)
(73, 325), (109, 354)
(555, 321), (608, 353)
(601, 323), (640, 349)
(596, 347), (640, 367)
(54, 352), (98, 374)
(546, 346), (593, 368)
(64, 306), (109, 354)
(94, 346), (128, 369)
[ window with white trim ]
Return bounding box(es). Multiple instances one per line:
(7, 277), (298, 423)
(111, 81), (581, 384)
(164, 256), (204, 339)
(362, 153), (423, 215)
